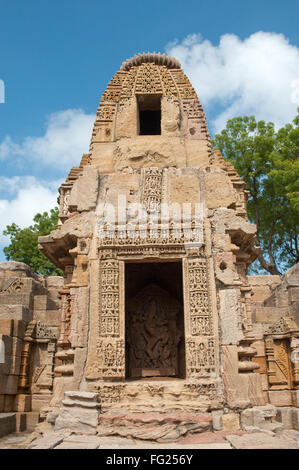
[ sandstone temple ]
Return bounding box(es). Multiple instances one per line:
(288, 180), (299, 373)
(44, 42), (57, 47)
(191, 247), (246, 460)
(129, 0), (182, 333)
(0, 52), (298, 443)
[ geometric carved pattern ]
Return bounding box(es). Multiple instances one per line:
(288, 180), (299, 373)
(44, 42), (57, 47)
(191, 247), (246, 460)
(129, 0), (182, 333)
(135, 64), (163, 95)
(170, 70), (197, 99)
(187, 259), (212, 336)
(2, 279), (25, 293)
(159, 66), (178, 97)
(141, 167), (163, 212)
(265, 337), (293, 390)
(97, 339), (125, 378)
(186, 337), (216, 378)
(99, 260), (120, 337)
(184, 258), (216, 379)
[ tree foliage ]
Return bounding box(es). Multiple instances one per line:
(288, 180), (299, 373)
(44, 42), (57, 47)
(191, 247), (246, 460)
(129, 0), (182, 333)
(213, 110), (299, 275)
(3, 207), (62, 276)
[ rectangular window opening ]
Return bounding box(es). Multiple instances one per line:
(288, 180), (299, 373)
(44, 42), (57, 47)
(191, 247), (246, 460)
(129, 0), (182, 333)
(137, 94), (161, 135)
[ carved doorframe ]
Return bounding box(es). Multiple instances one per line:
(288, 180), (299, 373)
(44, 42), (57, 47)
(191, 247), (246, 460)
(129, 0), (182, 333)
(86, 247), (219, 383)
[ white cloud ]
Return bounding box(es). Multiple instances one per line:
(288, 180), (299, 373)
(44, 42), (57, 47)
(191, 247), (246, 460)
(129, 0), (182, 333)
(0, 109), (95, 170)
(166, 32), (299, 132)
(0, 176), (59, 246)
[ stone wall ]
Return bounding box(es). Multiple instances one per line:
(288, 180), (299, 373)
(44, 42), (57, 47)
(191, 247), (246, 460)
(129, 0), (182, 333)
(0, 262), (63, 415)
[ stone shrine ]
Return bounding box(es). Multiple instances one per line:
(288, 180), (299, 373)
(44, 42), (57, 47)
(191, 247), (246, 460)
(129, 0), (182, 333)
(0, 52), (298, 442)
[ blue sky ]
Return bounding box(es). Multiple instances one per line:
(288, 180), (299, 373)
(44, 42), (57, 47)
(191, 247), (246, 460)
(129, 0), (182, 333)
(0, 0), (299, 260)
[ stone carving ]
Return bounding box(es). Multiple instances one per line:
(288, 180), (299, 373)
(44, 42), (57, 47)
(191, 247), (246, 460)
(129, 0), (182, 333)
(265, 337), (293, 389)
(265, 316), (298, 336)
(180, 99), (210, 140)
(36, 321), (57, 339)
(141, 167), (163, 212)
(33, 365), (46, 383)
(126, 285), (183, 377)
(98, 384), (125, 404)
(58, 292), (73, 347)
(58, 183), (72, 221)
(120, 52), (181, 71)
(183, 382), (218, 400)
(119, 68), (138, 101)
(97, 339), (125, 378)
(129, 150), (169, 167)
(185, 259), (212, 336)
(96, 103), (116, 122)
(160, 67), (178, 97)
(186, 337), (216, 377)
(99, 260), (120, 337)
(170, 70), (197, 99)
(3, 279), (25, 293)
(146, 384), (164, 397)
(135, 63), (163, 94)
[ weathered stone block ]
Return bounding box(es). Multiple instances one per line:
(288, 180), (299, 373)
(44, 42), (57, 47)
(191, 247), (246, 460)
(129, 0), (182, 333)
(268, 390), (293, 407)
(0, 304), (32, 322)
(222, 412), (240, 431)
(0, 319), (13, 336)
(28, 433), (65, 449)
(4, 394), (15, 412)
(212, 409), (223, 431)
(219, 289), (243, 345)
(14, 394), (31, 412)
(0, 413), (16, 437)
(0, 375), (19, 395)
(205, 169), (236, 209)
(55, 391), (100, 435)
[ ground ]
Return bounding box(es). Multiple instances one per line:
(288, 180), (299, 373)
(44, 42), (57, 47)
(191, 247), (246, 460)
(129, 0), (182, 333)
(0, 429), (298, 449)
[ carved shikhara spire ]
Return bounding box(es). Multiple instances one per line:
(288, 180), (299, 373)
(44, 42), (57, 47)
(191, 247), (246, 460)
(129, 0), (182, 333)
(120, 52), (181, 71)
(86, 51), (212, 159)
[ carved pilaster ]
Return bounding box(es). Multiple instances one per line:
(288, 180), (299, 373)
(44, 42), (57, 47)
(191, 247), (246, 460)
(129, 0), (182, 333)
(141, 167), (163, 213)
(87, 259), (125, 379)
(183, 257), (218, 378)
(58, 290), (73, 348)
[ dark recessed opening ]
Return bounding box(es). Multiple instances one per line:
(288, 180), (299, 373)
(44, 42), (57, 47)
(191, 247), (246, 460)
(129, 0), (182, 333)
(138, 95), (161, 135)
(125, 261), (185, 380)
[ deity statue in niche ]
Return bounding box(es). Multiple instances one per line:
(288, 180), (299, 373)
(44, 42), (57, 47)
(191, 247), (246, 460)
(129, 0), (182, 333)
(126, 285), (183, 378)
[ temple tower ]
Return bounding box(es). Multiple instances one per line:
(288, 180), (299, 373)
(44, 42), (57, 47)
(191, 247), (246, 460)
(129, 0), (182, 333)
(38, 52), (266, 415)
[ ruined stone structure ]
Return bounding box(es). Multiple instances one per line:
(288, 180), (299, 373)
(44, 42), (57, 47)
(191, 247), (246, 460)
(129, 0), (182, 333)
(0, 52), (298, 442)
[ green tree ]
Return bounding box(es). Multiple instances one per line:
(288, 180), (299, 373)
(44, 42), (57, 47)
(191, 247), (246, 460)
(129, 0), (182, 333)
(3, 207), (62, 276)
(213, 111), (299, 275)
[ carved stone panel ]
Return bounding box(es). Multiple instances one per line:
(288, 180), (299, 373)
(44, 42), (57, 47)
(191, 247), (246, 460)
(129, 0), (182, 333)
(265, 337), (293, 390)
(126, 283), (183, 378)
(183, 258), (217, 378)
(97, 260), (125, 379)
(141, 167), (163, 212)
(184, 259), (212, 336)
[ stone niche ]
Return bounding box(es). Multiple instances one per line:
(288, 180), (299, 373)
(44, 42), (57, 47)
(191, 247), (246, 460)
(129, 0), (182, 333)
(125, 262), (185, 379)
